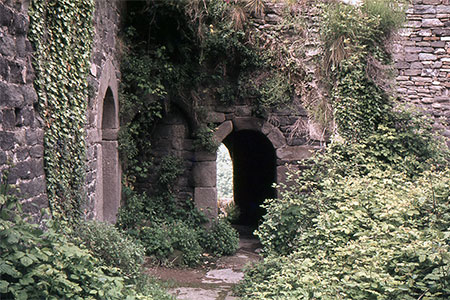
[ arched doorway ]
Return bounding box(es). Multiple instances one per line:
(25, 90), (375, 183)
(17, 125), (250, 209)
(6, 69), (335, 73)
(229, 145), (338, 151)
(222, 130), (277, 226)
(100, 88), (120, 223)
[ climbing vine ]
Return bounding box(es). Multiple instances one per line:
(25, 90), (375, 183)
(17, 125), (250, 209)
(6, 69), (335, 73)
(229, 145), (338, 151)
(28, 0), (95, 219)
(319, 0), (448, 174)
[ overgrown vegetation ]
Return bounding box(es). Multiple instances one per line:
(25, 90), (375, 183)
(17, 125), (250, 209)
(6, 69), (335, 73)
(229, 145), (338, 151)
(0, 174), (173, 300)
(28, 0), (94, 219)
(116, 155), (239, 266)
(117, 0), (293, 266)
(237, 0), (450, 299)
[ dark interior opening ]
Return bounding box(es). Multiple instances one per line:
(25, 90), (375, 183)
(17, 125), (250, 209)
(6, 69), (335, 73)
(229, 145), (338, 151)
(223, 130), (277, 227)
(102, 88), (116, 131)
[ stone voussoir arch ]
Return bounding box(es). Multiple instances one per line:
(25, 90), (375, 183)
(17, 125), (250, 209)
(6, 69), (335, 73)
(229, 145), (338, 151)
(193, 116), (287, 222)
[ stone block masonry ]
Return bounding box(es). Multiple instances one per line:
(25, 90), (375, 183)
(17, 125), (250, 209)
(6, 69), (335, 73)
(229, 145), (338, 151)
(0, 1), (47, 216)
(84, 0), (123, 221)
(393, 0), (450, 143)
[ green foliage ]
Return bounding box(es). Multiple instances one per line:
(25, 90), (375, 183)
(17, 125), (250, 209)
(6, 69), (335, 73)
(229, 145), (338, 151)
(322, 0), (404, 74)
(321, 0), (405, 141)
(119, 44), (172, 180)
(202, 218), (239, 256)
(193, 125), (219, 153)
(28, 0), (95, 219)
(0, 177), (168, 300)
(70, 220), (145, 277)
(333, 53), (392, 140)
(256, 196), (309, 256)
(237, 1), (450, 299)
(156, 155), (185, 193)
(140, 221), (203, 266)
(239, 169), (450, 299)
(118, 186), (239, 266)
(117, 169), (239, 267)
(239, 71), (293, 112)
(117, 156), (208, 267)
(362, 0), (406, 37)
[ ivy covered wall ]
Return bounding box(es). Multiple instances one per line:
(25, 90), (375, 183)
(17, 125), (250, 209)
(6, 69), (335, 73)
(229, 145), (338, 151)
(28, 0), (95, 220)
(0, 0), (448, 222)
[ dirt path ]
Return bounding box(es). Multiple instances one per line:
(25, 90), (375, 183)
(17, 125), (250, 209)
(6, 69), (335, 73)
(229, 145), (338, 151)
(146, 228), (261, 300)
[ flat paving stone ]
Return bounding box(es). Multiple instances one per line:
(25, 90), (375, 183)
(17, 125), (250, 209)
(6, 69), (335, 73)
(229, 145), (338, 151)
(203, 268), (244, 284)
(169, 287), (222, 300)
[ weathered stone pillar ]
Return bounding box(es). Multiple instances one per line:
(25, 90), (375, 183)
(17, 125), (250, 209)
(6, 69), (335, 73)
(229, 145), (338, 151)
(101, 140), (121, 223)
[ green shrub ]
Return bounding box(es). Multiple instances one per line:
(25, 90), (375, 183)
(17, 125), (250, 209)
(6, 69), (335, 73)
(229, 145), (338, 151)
(71, 220), (145, 276)
(256, 198), (307, 256)
(116, 185), (147, 231)
(139, 224), (175, 262)
(140, 221), (203, 267)
(239, 169), (450, 299)
(169, 221), (204, 266)
(202, 219), (239, 256)
(0, 175), (172, 300)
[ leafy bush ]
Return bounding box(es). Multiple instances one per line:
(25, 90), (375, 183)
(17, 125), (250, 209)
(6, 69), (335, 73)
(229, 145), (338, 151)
(71, 220), (145, 276)
(169, 221), (204, 266)
(0, 172), (174, 300)
(256, 197), (308, 256)
(140, 225), (175, 262)
(140, 221), (203, 267)
(239, 169), (450, 299)
(237, 1), (450, 299)
(202, 219), (239, 256)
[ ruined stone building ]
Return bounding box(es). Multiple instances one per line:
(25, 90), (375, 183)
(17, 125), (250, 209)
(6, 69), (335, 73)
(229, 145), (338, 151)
(0, 0), (448, 223)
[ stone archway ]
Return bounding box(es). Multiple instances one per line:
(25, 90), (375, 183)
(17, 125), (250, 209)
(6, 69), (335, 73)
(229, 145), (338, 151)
(193, 117), (280, 225)
(99, 87), (120, 223)
(222, 130), (277, 226)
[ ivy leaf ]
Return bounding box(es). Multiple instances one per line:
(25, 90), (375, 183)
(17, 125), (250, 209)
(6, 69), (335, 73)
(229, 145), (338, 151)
(20, 256), (34, 267)
(0, 280), (9, 293)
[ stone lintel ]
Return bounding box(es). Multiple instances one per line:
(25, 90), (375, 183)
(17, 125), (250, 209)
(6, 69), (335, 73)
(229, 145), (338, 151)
(205, 112), (226, 123)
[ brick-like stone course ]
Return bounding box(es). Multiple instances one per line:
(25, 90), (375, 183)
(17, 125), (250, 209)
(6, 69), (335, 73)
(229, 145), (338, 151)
(0, 1), (46, 216)
(393, 0), (450, 143)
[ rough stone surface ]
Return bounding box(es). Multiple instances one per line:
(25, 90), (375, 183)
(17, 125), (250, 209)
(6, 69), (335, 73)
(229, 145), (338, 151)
(0, 1), (46, 217)
(194, 187), (218, 220)
(276, 145), (319, 161)
(84, 0), (123, 221)
(393, 0), (450, 140)
(193, 161), (217, 187)
(2, 0), (449, 224)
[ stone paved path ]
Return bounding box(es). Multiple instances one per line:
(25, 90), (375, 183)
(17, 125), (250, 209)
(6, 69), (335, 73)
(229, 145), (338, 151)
(146, 228), (261, 300)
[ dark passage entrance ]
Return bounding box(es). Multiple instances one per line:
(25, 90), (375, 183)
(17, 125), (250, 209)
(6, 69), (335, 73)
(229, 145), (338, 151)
(223, 130), (277, 227)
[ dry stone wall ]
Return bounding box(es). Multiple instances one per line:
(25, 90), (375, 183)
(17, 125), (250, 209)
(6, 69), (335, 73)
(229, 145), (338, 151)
(0, 0), (46, 216)
(393, 0), (450, 143)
